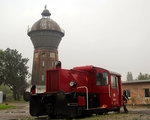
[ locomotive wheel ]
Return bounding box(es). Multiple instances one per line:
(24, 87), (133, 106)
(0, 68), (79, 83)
(23, 92), (31, 102)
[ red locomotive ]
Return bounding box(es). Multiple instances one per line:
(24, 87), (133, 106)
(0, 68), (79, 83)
(24, 62), (123, 118)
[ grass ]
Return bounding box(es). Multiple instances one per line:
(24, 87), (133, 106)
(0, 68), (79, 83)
(132, 118), (138, 120)
(0, 104), (15, 110)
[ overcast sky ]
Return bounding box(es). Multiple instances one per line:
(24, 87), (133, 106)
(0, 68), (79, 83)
(0, 0), (150, 81)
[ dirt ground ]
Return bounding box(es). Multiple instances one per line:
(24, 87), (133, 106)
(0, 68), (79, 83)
(0, 102), (150, 120)
(0, 102), (30, 120)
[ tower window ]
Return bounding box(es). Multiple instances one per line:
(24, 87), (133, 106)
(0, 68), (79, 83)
(41, 52), (46, 57)
(42, 61), (45, 67)
(50, 52), (55, 59)
(51, 61), (55, 68)
(42, 75), (44, 81)
(34, 53), (39, 58)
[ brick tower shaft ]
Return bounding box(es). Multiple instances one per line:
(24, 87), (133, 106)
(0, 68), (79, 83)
(28, 6), (64, 88)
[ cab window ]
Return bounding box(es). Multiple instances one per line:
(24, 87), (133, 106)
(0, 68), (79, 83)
(111, 75), (118, 89)
(96, 73), (108, 86)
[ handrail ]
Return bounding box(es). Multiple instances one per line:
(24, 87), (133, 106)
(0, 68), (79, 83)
(77, 86), (89, 110)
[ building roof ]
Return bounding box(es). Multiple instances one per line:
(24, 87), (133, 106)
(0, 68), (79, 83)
(122, 79), (150, 84)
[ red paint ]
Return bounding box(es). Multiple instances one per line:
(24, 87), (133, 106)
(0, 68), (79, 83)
(78, 96), (85, 106)
(31, 89), (36, 94)
(30, 85), (36, 94)
(46, 65), (123, 110)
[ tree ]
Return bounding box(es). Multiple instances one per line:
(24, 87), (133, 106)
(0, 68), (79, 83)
(0, 48), (29, 100)
(126, 72), (133, 81)
(0, 49), (5, 85)
(0, 84), (12, 95)
(0, 84), (13, 101)
(137, 72), (150, 80)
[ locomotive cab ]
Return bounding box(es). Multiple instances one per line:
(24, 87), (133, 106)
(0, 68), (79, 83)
(94, 69), (122, 111)
(25, 65), (123, 118)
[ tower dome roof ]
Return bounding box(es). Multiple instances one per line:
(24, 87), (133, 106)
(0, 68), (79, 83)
(31, 18), (62, 32)
(29, 6), (64, 34)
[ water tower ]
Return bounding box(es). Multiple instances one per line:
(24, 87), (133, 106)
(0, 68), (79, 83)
(28, 6), (64, 90)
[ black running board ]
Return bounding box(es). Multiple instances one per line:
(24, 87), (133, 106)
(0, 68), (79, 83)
(84, 108), (108, 115)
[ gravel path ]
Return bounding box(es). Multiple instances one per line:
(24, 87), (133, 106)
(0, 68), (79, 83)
(0, 103), (150, 120)
(0, 102), (30, 120)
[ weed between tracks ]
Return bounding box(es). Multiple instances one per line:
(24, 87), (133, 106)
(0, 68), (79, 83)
(0, 104), (15, 110)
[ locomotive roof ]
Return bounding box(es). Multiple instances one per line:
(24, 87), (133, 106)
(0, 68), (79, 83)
(93, 66), (121, 76)
(108, 71), (121, 76)
(73, 65), (121, 76)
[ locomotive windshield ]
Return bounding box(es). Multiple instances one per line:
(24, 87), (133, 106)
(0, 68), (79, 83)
(96, 72), (108, 86)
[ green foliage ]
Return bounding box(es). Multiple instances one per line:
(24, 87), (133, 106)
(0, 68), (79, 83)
(0, 104), (15, 110)
(137, 72), (150, 80)
(0, 49), (5, 85)
(0, 48), (30, 100)
(0, 84), (12, 94)
(127, 72), (133, 81)
(0, 84), (13, 101)
(132, 118), (138, 120)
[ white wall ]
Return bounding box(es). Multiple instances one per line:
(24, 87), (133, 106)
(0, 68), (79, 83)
(0, 91), (3, 104)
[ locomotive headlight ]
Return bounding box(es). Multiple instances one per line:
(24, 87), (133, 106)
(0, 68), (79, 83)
(69, 81), (77, 87)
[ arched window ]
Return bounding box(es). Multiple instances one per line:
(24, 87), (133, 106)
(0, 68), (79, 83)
(42, 75), (44, 81)
(42, 61), (45, 67)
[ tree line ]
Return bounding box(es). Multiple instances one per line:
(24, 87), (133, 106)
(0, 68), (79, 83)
(127, 72), (150, 81)
(0, 48), (29, 100)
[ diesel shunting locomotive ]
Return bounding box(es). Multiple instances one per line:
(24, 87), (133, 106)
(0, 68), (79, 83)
(24, 62), (123, 118)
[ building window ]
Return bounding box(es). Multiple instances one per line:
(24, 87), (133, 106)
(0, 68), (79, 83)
(126, 90), (131, 97)
(42, 75), (44, 81)
(144, 88), (150, 97)
(111, 75), (118, 89)
(42, 61), (45, 67)
(96, 73), (108, 86)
